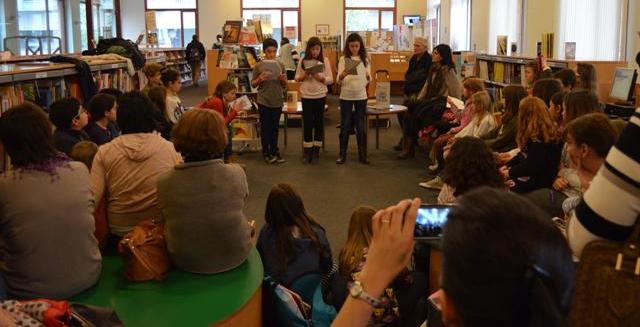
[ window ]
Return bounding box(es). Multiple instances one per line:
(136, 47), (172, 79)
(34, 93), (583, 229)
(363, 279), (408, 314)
(558, 0), (624, 60)
(16, 0), (64, 54)
(145, 0), (198, 48)
(345, 0), (396, 34)
(449, 0), (470, 51)
(93, 0), (118, 41)
(488, 0), (522, 55)
(242, 0), (300, 45)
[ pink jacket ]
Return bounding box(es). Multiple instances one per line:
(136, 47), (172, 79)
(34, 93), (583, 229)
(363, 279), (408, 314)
(449, 100), (474, 134)
(90, 133), (182, 236)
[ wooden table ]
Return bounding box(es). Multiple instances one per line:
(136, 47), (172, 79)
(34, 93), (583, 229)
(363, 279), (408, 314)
(366, 104), (408, 150)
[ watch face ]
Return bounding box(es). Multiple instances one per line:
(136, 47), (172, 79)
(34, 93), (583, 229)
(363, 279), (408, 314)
(350, 282), (363, 297)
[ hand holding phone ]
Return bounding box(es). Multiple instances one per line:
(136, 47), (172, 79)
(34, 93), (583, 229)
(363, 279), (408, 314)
(414, 204), (453, 240)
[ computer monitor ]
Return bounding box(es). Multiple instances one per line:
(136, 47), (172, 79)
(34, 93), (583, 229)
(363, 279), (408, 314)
(608, 67), (637, 103)
(403, 15), (422, 26)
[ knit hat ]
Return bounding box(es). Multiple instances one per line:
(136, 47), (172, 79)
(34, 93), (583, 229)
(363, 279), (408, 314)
(49, 98), (81, 129)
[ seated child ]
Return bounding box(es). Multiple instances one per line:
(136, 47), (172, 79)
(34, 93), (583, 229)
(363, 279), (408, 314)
(49, 97), (89, 155)
(85, 93), (118, 145)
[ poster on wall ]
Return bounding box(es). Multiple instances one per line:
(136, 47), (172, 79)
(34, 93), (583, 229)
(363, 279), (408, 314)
(284, 26), (297, 40)
(145, 11), (157, 31)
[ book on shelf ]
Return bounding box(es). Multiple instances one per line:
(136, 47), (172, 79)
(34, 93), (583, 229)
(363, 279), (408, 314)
(223, 20), (242, 44)
(565, 42), (576, 60)
(494, 63), (504, 83)
(303, 59), (324, 74)
(497, 35), (508, 56)
(542, 33), (554, 58)
(478, 61), (489, 80)
(219, 47), (239, 69)
(239, 27), (258, 46)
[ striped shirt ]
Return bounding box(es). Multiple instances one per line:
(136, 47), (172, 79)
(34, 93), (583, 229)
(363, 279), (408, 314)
(567, 108), (640, 257)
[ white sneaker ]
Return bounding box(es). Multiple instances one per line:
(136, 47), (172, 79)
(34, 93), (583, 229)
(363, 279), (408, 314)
(419, 176), (444, 190)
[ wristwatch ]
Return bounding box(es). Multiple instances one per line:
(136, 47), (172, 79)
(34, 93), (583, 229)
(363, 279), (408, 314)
(349, 280), (382, 308)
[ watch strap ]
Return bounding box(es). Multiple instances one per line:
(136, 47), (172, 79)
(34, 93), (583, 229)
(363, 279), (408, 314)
(349, 281), (382, 308)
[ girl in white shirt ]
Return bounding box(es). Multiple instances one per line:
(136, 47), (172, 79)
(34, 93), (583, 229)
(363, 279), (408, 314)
(295, 37), (333, 164)
(162, 68), (186, 124)
(336, 33), (371, 164)
(453, 91), (497, 139)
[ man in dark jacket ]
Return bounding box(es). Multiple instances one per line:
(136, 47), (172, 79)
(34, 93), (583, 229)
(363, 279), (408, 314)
(186, 34), (206, 86)
(395, 37), (432, 150)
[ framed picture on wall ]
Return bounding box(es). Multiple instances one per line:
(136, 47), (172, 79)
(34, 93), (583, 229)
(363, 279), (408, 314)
(316, 24), (330, 36)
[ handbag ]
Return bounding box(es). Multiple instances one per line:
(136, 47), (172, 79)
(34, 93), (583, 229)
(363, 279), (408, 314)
(118, 219), (171, 282)
(569, 220), (640, 326)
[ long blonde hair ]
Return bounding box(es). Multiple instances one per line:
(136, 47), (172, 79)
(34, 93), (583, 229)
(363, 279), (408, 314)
(471, 91), (493, 126)
(338, 206), (377, 281)
(516, 97), (558, 149)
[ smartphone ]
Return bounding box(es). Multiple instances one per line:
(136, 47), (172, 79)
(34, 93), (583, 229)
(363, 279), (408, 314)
(536, 42), (542, 56)
(414, 204), (453, 240)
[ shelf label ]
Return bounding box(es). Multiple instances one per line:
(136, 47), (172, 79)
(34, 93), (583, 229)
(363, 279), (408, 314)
(35, 72), (48, 78)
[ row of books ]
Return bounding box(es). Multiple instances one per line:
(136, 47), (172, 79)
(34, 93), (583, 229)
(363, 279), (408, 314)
(1, 68), (132, 115)
(477, 60), (527, 86)
(217, 46), (259, 70)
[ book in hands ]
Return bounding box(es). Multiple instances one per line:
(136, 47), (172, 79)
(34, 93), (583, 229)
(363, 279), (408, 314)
(229, 95), (253, 111)
(344, 58), (360, 75)
(303, 59), (324, 74)
(261, 60), (282, 80)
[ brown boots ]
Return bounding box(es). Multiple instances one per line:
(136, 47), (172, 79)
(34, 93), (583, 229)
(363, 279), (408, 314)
(397, 137), (415, 159)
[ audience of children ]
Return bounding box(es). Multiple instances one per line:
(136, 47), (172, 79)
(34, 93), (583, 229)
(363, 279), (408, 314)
(482, 85), (528, 152)
(439, 136), (504, 204)
(337, 33), (372, 164)
(147, 85), (173, 140)
(256, 183), (332, 285)
(84, 93), (118, 145)
(90, 91), (182, 240)
(421, 90), (496, 190)
(501, 96), (562, 194)
(196, 80), (241, 162)
(157, 109), (252, 274)
(0, 103), (101, 300)
(252, 37), (288, 164)
(532, 78), (563, 107)
(162, 68), (186, 124)
(49, 97), (90, 155)
(141, 62), (164, 95)
(332, 206), (428, 325)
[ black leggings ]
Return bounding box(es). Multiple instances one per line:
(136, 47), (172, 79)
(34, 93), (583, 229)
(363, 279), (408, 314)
(301, 97), (325, 145)
(403, 98), (447, 138)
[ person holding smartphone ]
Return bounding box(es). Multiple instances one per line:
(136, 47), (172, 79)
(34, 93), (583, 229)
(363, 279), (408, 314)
(332, 187), (575, 327)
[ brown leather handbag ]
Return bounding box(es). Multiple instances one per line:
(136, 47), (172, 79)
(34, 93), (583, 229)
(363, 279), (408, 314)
(118, 219), (171, 282)
(569, 221), (640, 326)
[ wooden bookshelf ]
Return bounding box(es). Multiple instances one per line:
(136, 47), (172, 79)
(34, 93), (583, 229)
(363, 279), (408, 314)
(140, 48), (205, 85)
(475, 54), (627, 102)
(368, 51), (413, 97)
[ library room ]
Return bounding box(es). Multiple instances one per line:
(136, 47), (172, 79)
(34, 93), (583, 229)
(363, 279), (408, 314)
(0, 0), (639, 325)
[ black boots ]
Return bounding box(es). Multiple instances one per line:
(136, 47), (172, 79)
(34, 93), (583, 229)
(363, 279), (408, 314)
(303, 147), (312, 164)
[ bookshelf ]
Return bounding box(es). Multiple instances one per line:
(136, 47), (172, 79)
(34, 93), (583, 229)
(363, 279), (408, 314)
(140, 48), (206, 85)
(0, 58), (132, 172)
(474, 54), (627, 102)
(206, 46), (260, 97)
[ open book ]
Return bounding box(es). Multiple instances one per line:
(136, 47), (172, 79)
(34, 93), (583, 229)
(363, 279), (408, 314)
(229, 95), (253, 111)
(303, 59), (325, 74)
(344, 58), (361, 75)
(261, 60), (282, 80)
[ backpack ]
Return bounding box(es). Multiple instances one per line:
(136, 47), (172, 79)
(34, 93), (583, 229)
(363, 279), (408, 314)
(95, 37), (146, 70)
(569, 221), (640, 326)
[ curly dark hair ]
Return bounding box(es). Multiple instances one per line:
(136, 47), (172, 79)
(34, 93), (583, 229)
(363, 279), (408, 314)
(443, 137), (504, 197)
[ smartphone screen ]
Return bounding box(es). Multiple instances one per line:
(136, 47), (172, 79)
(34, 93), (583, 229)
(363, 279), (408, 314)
(414, 205), (452, 239)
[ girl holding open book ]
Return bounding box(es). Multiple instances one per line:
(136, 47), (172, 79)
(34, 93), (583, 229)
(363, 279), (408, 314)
(196, 80), (241, 163)
(295, 36), (333, 164)
(336, 33), (371, 164)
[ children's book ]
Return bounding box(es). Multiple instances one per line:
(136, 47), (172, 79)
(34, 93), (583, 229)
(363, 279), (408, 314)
(261, 60), (282, 80)
(303, 59), (324, 74)
(344, 58), (360, 75)
(229, 95), (253, 111)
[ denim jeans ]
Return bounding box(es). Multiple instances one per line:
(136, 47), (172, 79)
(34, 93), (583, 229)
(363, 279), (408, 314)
(301, 97), (326, 145)
(339, 99), (367, 153)
(259, 104), (282, 156)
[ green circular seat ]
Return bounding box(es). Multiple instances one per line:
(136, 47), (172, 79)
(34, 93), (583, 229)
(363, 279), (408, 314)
(72, 247), (263, 326)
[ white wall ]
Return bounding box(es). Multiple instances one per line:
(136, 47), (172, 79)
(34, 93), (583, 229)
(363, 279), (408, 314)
(120, 0), (145, 41)
(198, 0), (241, 48)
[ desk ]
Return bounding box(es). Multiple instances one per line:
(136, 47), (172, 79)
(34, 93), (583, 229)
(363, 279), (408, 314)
(366, 104), (408, 150)
(282, 102), (328, 149)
